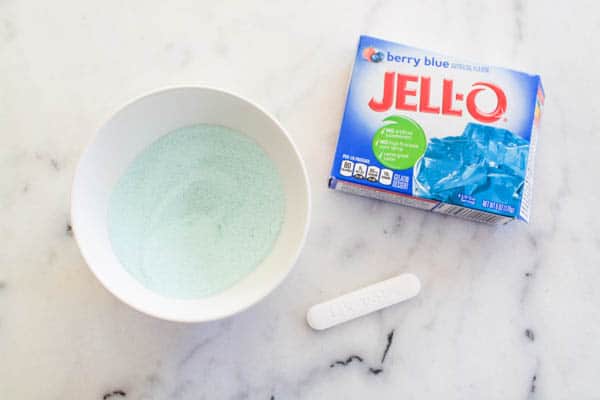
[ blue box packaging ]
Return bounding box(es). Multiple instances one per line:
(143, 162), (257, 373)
(329, 35), (544, 224)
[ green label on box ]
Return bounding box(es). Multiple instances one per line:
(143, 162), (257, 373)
(372, 116), (427, 170)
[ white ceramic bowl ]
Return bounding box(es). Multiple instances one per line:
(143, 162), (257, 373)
(71, 87), (311, 322)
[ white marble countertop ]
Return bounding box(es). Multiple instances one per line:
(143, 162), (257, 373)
(2, 0), (600, 398)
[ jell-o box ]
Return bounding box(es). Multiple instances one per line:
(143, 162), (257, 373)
(329, 35), (544, 224)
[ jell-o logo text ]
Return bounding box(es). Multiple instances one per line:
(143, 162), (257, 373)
(368, 73), (507, 123)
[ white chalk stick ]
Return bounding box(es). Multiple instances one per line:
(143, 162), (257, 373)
(307, 273), (421, 330)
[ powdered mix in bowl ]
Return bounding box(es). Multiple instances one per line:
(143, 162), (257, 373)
(108, 124), (285, 299)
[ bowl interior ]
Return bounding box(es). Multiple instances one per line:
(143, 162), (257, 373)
(71, 87), (310, 322)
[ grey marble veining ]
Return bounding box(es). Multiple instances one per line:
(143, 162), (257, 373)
(2, 0), (600, 398)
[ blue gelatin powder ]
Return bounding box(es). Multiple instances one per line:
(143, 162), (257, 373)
(108, 124), (285, 299)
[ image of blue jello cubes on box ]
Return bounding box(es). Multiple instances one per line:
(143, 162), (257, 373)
(414, 123), (529, 215)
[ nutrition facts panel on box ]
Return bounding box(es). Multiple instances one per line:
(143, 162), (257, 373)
(339, 160), (393, 186)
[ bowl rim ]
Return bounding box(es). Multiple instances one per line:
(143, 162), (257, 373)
(70, 85), (312, 323)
